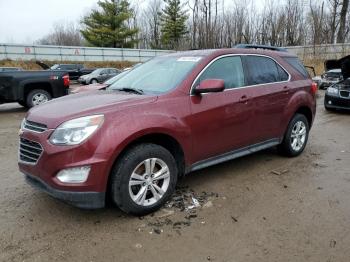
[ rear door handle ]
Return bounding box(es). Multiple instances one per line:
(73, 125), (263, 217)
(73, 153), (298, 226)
(239, 95), (249, 103)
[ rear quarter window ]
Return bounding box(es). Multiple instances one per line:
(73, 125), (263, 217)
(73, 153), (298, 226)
(244, 56), (288, 85)
(283, 57), (309, 78)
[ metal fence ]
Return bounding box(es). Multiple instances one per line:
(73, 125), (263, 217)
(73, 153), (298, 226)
(285, 43), (350, 60)
(0, 43), (173, 62)
(1, 43), (350, 62)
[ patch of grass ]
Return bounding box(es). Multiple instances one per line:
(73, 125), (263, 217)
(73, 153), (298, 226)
(0, 59), (135, 71)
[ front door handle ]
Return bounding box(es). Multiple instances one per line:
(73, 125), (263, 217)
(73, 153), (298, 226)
(283, 85), (289, 94)
(239, 95), (249, 103)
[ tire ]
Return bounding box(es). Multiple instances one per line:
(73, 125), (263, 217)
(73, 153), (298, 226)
(26, 89), (51, 108)
(278, 114), (309, 157)
(110, 143), (178, 216)
(90, 79), (98, 84)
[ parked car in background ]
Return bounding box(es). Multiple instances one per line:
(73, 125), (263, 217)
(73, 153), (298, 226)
(324, 55), (350, 111)
(0, 67), (23, 72)
(19, 46), (316, 215)
(49, 64), (94, 81)
(36, 61), (95, 81)
(0, 70), (69, 108)
(318, 69), (343, 89)
(78, 68), (121, 85)
(71, 70), (129, 94)
(324, 79), (350, 111)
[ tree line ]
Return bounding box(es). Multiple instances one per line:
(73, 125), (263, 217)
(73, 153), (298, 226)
(37, 0), (350, 50)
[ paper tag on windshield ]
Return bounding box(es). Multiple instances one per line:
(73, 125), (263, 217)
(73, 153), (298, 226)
(177, 57), (202, 62)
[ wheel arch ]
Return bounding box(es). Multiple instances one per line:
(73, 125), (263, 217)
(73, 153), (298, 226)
(21, 82), (53, 101)
(105, 131), (187, 200)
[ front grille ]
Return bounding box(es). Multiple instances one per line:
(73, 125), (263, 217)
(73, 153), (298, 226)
(23, 119), (47, 133)
(340, 90), (350, 98)
(19, 138), (43, 164)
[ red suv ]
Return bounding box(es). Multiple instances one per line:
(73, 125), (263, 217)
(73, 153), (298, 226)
(18, 46), (317, 215)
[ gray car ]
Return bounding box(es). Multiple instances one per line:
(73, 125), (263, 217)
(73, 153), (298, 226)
(78, 68), (120, 85)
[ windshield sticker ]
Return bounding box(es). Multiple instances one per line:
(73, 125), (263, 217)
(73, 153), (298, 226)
(177, 57), (202, 62)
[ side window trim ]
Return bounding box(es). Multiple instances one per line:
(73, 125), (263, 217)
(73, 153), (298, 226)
(190, 54), (291, 95)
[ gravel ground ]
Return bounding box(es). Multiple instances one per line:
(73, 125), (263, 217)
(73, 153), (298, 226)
(0, 91), (349, 262)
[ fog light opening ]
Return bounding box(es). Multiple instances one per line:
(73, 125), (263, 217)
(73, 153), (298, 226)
(56, 166), (91, 183)
(328, 101), (332, 105)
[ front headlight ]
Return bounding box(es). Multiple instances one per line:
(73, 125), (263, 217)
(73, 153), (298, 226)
(50, 115), (104, 145)
(327, 87), (339, 96)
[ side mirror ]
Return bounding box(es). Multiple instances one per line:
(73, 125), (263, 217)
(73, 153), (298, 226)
(194, 79), (225, 94)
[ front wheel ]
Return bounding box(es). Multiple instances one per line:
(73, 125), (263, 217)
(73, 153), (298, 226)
(278, 114), (309, 157)
(26, 89), (51, 108)
(110, 143), (178, 216)
(90, 79), (98, 84)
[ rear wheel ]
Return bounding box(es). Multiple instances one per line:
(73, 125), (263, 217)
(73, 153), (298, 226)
(26, 89), (51, 108)
(110, 143), (178, 216)
(278, 114), (309, 157)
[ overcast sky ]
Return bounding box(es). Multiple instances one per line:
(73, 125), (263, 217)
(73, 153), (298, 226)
(0, 0), (261, 44)
(0, 0), (100, 43)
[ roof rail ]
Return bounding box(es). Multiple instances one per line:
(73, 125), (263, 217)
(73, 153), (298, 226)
(235, 44), (288, 52)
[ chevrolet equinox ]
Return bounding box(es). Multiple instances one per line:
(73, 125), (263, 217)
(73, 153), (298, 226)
(18, 47), (317, 215)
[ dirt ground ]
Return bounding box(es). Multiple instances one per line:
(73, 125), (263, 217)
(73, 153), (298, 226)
(0, 91), (349, 262)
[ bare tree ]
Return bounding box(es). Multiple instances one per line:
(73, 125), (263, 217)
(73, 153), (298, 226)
(337, 0), (349, 42)
(37, 22), (84, 46)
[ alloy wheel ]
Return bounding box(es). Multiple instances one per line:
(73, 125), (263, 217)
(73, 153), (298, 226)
(128, 158), (170, 206)
(290, 120), (307, 151)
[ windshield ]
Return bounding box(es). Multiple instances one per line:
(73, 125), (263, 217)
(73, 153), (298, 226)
(105, 70), (129, 85)
(92, 68), (104, 74)
(109, 56), (202, 94)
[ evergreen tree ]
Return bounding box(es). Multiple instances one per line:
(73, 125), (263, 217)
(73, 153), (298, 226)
(160, 0), (188, 49)
(81, 0), (138, 48)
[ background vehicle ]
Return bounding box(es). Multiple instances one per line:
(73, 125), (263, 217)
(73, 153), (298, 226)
(36, 61), (94, 81)
(19, 46), (316, 215)
(71, 70), (129, 94)
(324, 80), (350, 111)
(77, 68), (121, 85)
(318, 69), (343, 89)
(49, 64), (94, 81)
(0, 70), (69, 108)
(0, 67), (22, 72)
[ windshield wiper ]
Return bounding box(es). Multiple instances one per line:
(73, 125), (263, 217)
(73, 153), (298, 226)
(113, 87), (144, 95)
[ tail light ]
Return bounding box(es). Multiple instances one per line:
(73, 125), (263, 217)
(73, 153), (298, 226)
(63, 74), (70, 87)
(311, 82), (318, 94)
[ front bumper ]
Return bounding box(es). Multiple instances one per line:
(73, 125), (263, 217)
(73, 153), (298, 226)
(324, 93), (350, 110)
(78, 78), (88, 85)
(25, 173), (105, 209)
(18, 128), (112, 209)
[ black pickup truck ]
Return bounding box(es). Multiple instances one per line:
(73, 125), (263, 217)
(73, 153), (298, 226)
(36, 62), (94, 81)
(0, 70), (70, 108)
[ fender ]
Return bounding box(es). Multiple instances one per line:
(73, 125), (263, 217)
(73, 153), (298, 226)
(18, 79), (52, 100)
(282, 88), (316, 134)
(98, 112), (193, 183)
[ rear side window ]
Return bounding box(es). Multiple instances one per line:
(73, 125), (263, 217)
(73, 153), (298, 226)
(197, 56), (245, 89)
(283, 57), (309, 78)
(244, 56), (287, 85)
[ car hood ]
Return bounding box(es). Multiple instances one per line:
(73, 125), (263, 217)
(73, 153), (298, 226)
(26, 90), (158, 128)
(70, 83), (106, 93)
